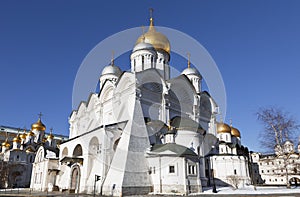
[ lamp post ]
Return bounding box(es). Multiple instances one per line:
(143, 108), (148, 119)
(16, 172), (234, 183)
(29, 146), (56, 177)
(211, 146), (217, 193)
(94, 175), (101, 197)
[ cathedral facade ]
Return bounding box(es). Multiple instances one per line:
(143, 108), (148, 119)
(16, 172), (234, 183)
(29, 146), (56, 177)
(30, 16), (251, 196)
(0, 118), (66, 189)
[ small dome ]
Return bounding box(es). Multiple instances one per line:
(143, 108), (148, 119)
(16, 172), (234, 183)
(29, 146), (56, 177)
(217, 122), (231, 134)
(27, 130), (35, 136)
(13, 135), (21, 143)
(231, 127), (241, 138)
(31, 118), (46, 131)
(20, 132), (27, 139)
(47, 133), (54, 140)
(101, 64), (122, 77)
(182, 67), (201, 77)
(2, 141), (10, 147)
(133, 42), (155, 52)
(135, 18), (170, 54)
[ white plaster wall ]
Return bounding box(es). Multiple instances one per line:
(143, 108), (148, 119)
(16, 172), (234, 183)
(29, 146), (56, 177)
(175, 130), (201, 154)
(212, 155), (250, 187)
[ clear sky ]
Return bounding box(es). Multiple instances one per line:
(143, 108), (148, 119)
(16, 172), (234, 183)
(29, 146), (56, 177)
(1, 0), (300, 152)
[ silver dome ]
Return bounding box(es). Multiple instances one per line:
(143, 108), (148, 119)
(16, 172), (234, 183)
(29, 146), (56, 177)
(181, 67), (201, 77)
(101, 65), (122, 76)
(133, 42), (155, 52)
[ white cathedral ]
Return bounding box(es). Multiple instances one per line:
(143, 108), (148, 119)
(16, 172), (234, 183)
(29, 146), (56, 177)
(30, 16), (251, 195)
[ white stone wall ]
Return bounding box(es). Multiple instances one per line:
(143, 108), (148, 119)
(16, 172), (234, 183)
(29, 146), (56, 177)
(211, 155), (250, 187)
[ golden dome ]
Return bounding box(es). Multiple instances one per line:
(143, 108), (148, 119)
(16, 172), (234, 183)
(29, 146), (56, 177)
(231, 127), (241, 138)
(13, 135), (21, 143)
(20, 132), (27, 139)
(27, 130), (35, 136)
(31, 118), (46, 131)
(135, 18), (170, 54)
(217, 122), (231, 134)
(47, 133), (54, 140)
(2, 140), (10, 147)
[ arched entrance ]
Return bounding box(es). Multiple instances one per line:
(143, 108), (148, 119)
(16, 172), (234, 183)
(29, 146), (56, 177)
(70, 166), (80, 193)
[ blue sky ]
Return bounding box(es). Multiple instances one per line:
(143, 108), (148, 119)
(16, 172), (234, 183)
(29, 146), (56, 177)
(1, 0), (300, 152)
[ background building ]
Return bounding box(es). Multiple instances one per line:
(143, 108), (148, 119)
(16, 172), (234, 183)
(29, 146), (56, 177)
(251, 140), (300, 186)
(0, 118), (67, 188)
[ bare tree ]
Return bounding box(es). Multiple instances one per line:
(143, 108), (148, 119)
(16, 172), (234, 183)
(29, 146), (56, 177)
(227, 175), (242, 189)
(256, 107), (299, 152)
(0, 161), (9, 188)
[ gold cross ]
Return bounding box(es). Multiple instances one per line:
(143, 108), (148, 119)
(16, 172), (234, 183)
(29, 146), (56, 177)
(187, 52), (191, 68)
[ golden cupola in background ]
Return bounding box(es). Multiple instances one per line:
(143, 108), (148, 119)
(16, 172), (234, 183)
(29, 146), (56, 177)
(47, 128), (54, 140)
(31, 117), (46, 131)
(13, 134), (21, 143)
(217, 122), (231, 134)
(20, 130), (27, 140)
(2, 140), (10, 148)
(231, 127), (241, 138)
(27, 130), (35, 136)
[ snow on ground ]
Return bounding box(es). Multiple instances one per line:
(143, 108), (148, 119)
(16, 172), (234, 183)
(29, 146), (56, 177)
(201, 185), (300, 194)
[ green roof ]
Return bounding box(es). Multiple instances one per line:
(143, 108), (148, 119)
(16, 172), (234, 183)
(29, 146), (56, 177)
(151, 143), (198, 157)
(170, 116), (204, 133)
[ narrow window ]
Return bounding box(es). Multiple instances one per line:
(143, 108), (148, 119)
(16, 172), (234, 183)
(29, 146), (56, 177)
(192, 166), (195, 174)
(169, 165), (175, 173)
(234, 169), (237, 175)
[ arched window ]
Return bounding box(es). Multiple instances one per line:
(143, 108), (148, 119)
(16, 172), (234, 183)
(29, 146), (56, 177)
(73, 144), (83, 157)
(89, 137), (99, 155)
(62, 147), (68, 158)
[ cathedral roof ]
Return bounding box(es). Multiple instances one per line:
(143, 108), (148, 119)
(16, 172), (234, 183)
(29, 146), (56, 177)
(171, 116), (204, 133)
(135, 17), (170, 54)
(150, 143), (197, 157)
